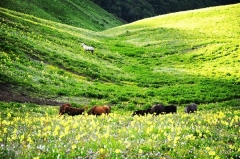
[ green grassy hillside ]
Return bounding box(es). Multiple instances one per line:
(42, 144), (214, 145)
(0, 0), (123, 31)
(0, 3), (239, 108)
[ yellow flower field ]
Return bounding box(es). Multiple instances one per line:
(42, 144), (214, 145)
(0, 103), (239, 158)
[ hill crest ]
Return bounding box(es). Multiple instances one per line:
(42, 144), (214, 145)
(0, 0), (123, 31)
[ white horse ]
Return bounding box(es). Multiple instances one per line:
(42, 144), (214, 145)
(81, 43), (94, 54)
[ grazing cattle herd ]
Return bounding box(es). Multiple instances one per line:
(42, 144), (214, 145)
(59, 103), (198, 117)
(133, 103), (178, 116)
(75, 43), (197, 116)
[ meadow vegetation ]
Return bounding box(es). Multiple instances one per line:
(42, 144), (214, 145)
(0, 101), (239, 158)
(0, 3), (240, 158)
(0, 0), (123, 31)
(1, 4), (240, 107)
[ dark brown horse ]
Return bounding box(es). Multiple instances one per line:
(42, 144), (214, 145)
(132, 108), (151, 116)
(88, 105), (111, 116)
(59, 103), (72, 116)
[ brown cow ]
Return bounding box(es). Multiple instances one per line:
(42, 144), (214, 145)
(88, 105), (111, 116)
(59, 103), (72, 115)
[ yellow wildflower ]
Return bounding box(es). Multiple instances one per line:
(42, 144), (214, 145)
(20, 134), (24, 142)
(72, 144), (77, 150)
(7, 113), (11, 118)
(209, 150), (216, 156)
(99, 148), (105, 153)
(229, 145), (234, 149)
(3, 128), (7, 133)
(73, 122), (78, 129)
(27, 136), (33, 144)
(174, 136), (180, 144)
(2, 120), (9, 125)
(115, 149), (121, 154)
(75, 134), (81, 140)
(11, 134), (17, 140)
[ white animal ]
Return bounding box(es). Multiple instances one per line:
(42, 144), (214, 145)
(81, 43), (94, 53)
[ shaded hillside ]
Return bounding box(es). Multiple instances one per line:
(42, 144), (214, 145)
(0, 0), (123, 31)
(0, 4), (239, 106)
(91, 0), (239, 22)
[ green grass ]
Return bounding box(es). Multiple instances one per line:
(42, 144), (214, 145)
(0, 0), (123, 31)
(0, 3), (240, 158)
(0, 4), (240, 107)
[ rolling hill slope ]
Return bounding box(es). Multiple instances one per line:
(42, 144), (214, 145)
(0, 0), (123, 31)
(0, 3), (239, 107)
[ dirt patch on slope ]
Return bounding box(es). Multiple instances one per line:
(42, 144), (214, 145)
(0, 91), (61, 106)
(0, 84), (61, 106)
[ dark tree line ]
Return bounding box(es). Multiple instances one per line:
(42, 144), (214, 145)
(90, 0), (239, 22)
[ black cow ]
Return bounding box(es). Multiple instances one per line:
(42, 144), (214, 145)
(62, 107), (85, 116)
(132, 108), (151, 116)
(185, 103), (198, 113)
(150, 103), (165, 115)
(165, 104), (177, 114)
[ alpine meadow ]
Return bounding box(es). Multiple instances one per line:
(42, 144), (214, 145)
(0, 1), (240, 159)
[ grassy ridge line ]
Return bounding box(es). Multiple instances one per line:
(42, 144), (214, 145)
(0, 0), (123, 31)
(0, 7), (99, 42)
(104, 3), (240, 38)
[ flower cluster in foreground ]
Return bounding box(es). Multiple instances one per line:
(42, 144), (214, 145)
(0, 105), (239, 158)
